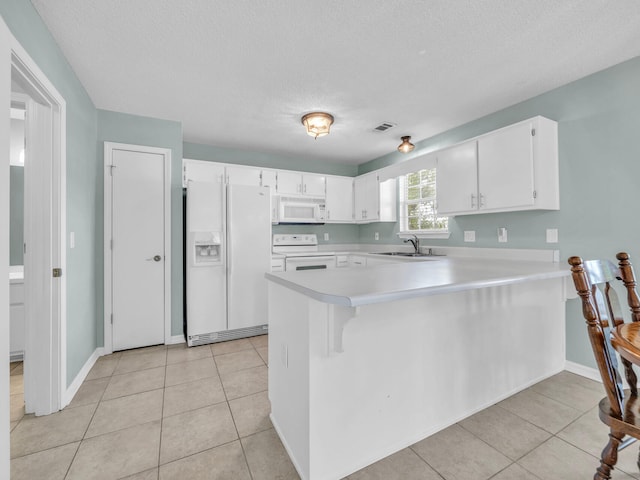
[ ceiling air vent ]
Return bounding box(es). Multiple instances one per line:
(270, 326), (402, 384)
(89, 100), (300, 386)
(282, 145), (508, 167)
(372, 122), (396, 133)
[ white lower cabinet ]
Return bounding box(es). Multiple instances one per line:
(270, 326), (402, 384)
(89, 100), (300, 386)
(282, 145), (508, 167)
(335, 255), (349, 268)
(349, 255), (367, 268)
(271, 257), (285, 272)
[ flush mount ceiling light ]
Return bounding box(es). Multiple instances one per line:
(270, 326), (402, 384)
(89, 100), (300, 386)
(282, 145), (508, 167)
(397, 136), (415, 153)
(301, 112), (334, 139)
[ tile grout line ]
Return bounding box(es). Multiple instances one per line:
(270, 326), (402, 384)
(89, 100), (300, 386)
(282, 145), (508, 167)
(156, 348), (168, 476)
(62, 353), (124, 479)
(406, 445), (447, 480)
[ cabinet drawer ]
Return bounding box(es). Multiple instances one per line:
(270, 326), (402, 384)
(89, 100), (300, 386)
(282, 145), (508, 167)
(271, 258), (285, 272)
(335, 255), (349, 268)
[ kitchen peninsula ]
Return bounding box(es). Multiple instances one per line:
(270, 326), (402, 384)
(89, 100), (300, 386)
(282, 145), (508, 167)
(265, 257), (569, 480)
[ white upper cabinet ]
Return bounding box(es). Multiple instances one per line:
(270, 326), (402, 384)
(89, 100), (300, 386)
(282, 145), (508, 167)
(260, 169), (278, 192)
(436, 141), (478, 215)
(354, 173), (397, 223)
(436, 116), (558, 216)
(277, 170), (326, 196)
(478, 120), (535, 211)
(379, 178), (397, 222)
(225, 165), (279, 222)
(354, 172), (378, 222)
(325, 175), (354, 222)
(183, 159), (224, 186)
(225, 165), (262, 186)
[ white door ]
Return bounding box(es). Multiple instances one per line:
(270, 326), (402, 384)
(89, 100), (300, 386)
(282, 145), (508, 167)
(109, 146), (166, 351)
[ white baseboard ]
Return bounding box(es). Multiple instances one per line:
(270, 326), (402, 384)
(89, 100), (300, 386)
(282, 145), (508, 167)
(63, 347), (105, 408)
(565, 360), (602, 383)
(167, 335), (185, 345)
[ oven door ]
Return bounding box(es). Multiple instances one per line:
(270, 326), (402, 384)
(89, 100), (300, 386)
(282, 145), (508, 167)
(285, 255), (336, 271)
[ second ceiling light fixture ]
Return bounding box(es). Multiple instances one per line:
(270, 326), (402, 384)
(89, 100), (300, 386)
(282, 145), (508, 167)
(397, 136), (415, 153)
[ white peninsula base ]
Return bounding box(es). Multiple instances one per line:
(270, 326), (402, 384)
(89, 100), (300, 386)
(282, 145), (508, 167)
(267, 269), (566, 480)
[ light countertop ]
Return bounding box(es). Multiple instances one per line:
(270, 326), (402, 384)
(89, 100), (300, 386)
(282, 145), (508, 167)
(265, 257), (568, 307)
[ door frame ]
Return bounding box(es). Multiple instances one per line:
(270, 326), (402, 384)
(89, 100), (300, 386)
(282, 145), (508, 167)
(103, 142), (172, 354)
(7, 26), (67, 415)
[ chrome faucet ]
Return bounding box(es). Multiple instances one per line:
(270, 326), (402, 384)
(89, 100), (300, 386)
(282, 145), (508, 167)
(404, 235), (420, 253)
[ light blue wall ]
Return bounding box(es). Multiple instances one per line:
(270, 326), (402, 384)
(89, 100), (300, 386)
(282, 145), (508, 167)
(184, 142), (358, 177)
(358, 56), (640, 368)
(0, 0), (100, 385)
(9, 166), (23, 265)
(98, 110), (184, 337)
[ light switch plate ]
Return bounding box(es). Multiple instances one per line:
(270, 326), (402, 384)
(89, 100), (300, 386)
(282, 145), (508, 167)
(324, 233), (329, 241)
(498, 227), (508, 243)
(546, 228), (558, 243)
(374, 232), (379, 241)
(464, 231), (476, 242)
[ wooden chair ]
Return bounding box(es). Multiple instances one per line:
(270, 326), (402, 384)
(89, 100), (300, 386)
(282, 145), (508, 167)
(568, 252), (640, 480)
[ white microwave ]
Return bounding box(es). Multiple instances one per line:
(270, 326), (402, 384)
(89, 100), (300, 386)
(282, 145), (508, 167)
(276, 196), (326, 224)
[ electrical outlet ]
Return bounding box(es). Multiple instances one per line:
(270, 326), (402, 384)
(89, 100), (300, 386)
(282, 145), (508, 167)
(546, 228), (558, 243)
(498, 227), (508, 243)
(375, 232), (379, 241)
(464, 230), (475, 242)
(324, 233), (329, 241)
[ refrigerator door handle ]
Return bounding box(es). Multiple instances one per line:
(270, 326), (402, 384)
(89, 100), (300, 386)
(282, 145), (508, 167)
(227, 188), (232, 277)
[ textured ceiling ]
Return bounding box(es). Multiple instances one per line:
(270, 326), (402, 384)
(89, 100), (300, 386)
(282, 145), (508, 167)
(31, 0), (640, 165)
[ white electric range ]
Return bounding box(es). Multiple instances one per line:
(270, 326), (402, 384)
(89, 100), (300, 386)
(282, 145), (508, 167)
(272, 234), (336, 271)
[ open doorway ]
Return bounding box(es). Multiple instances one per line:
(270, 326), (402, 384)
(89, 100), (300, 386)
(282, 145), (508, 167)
(5, 36), (67, 419)
(8, 99), (26, 427)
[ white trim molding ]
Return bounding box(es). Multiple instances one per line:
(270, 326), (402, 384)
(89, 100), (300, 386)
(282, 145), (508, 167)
(10, 25), (67, 417)
(63, 348), (105, 407)
(565, 361), (602, 384)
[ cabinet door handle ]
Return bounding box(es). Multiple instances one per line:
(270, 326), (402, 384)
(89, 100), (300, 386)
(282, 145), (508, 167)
(471, 194), (477, 208)
(479, 193), (485, 207)
(303, 184), (307, 193)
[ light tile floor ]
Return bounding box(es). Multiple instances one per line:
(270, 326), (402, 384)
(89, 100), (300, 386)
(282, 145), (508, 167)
(8, 336), (640, 479)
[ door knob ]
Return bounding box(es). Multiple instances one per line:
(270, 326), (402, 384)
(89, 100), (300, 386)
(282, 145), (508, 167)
(147, 255), (162, 262)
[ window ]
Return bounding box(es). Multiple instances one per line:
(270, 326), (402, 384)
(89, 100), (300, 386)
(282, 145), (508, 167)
(399, 168), (448, 234)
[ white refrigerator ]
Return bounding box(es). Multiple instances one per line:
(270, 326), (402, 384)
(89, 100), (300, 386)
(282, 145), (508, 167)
(186, 179), (271, 346)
